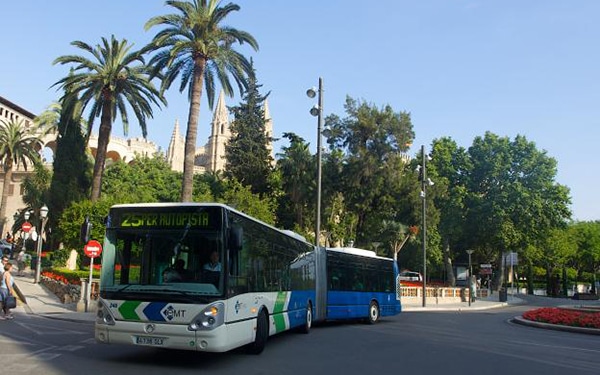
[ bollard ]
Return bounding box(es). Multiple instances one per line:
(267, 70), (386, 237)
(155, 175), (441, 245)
(77, 278), (88, 312)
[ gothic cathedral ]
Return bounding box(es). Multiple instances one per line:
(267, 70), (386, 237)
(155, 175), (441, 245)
(166, 90), (274, 173)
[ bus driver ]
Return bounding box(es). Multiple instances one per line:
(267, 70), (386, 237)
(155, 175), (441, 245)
(202, 250), (221, 286)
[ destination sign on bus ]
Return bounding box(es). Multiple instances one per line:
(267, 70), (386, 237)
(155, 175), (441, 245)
(118, 212), (213, 228)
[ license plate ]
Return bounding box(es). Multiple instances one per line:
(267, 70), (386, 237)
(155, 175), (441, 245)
(135, 336), (165, 346)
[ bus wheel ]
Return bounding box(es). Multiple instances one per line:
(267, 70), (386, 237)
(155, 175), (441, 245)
(367, 301), (380, 324)
(247, 310), (269, 354)
(299, 302), (312, 334)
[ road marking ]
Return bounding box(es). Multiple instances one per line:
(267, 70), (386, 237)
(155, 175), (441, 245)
(56, 345), (85, 352)
(505, 338), (600, 354)
(13, 321), (88, 335)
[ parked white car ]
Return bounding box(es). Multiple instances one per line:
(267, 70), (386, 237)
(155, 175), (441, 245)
(399, 271), (423, 282)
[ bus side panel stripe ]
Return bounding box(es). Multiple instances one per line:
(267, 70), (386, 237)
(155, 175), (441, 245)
(273, 292), (288, 333)
(143, 302), (168, 321)
(119, 301), (142, 320)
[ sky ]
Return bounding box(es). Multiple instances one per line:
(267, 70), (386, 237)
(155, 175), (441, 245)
(1, 1), (599, 221)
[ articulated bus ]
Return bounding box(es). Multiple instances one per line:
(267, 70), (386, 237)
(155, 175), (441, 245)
(95, 203), (400, 354)
(321, 247), (401, 323)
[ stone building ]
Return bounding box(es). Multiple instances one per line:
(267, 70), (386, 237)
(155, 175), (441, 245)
(167, 90), (273, 173)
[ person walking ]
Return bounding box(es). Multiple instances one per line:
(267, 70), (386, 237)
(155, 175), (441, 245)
(16, 249), (26, 276)
(0, 256), (8, 280)
(1, 262), (16, 319)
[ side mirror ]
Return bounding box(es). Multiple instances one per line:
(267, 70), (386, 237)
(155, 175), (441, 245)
(229, 226), (243, 251)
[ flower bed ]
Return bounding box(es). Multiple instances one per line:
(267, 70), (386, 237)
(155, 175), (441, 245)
(522, 307), (600, 329)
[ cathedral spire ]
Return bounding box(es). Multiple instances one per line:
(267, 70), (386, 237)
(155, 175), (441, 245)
(264, 99), (274, 162)
(212, 90), (228, 130)
(166, 119), (184, 172)
(208, 90), (230, 171)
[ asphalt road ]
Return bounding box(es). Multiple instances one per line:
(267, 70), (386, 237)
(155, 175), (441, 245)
(0, 296), (598, 375)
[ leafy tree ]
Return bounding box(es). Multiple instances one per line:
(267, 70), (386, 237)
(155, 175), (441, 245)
(193, 171), (223, 202)
(570, 221), (600, 293)
(145, 0), (259, 202)
(0, 119), (43, 234)
(220, 179), (276, 225)
(276, 133), (313, 230)
(324, 96), (415, 245)
(52, 35), (166, 201)
(58, 198), (116, 255)
(466, 132), (571, 289)
(428, 137), (471, 286)
(539, 228), (576, 296)
(21, 163), (52, 216)
(44, 93), (93, 233)
(101, 154), (181, 202)
(225, 62), (273, 196)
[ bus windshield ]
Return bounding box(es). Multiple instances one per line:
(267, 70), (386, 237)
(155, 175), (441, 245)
(100, 226), (225, 301)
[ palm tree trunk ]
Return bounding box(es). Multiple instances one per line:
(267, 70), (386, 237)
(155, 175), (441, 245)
(90, 105), (113, 202)
(181, 58), (206, 202)
(0, 162), (13, 234)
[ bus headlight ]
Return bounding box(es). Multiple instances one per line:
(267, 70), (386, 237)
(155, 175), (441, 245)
(96, 300), (115, 326)
(188, 302), (224, 331)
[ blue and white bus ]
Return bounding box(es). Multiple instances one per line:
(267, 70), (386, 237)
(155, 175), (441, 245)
(95, 203), (400, 354)
(315, 247), (401, 323)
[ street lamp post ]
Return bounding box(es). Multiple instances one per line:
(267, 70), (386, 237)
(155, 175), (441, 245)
(466, 249), (474, 307)
(419, 145), (434, 307)
(420, 145), (427, 307)
(35, 205), (49, 284)
(307, 77), (323, 248)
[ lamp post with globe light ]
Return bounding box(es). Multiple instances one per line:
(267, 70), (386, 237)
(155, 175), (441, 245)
(34, 205), (48, 284)
(419, 145), (434, 307)
(306, 77), (323, 248)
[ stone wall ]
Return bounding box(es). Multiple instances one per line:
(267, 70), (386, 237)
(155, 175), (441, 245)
(40, 276), (82, 304)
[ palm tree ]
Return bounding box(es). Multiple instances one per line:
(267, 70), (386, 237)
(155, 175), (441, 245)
(0, 119), (43, 234)
(52, 35), (167, 201)
(145, 0), (259, 202)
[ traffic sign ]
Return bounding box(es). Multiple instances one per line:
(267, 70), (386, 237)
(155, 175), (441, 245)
(84, 239), (103, 258)
(21, 221), (32, 233)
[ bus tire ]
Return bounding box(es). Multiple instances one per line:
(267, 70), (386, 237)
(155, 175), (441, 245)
(298, 302), (312, 334)
(247, 309), (269, 354)
(367, 301), (380, 324)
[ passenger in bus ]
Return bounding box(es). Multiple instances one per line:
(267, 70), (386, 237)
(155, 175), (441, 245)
(203, 250), (222, 272)
(174, 259), (193, 281)
(201, 250), (221, 287)
(162, 267), (182, 283)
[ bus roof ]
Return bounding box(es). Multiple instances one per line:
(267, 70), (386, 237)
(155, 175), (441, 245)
(326, 247), (392, 260)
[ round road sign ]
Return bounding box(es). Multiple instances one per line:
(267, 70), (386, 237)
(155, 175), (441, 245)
(21, 221), (33, 233)
(84, 239), (103, 258)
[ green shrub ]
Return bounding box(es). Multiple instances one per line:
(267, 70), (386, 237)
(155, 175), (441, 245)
(49, 248), (72, 268)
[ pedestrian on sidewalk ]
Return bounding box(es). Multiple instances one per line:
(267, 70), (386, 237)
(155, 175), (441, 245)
(1, 262), (17, 319)
(0, 256), (8, 279)
(16, 249), (26, 276)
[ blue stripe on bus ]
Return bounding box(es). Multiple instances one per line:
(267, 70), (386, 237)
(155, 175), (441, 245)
(326, 291), (400, 319)
(287, 290), (315, 328)
(143, 302), (168, 321)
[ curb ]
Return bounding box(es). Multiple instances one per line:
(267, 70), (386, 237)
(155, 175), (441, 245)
(403, 302), (508, 312)
(511, 316), (600, 336)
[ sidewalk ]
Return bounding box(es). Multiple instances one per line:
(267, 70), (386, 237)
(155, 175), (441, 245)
(11, 272), (96, 323)
(401, 293), (523, 312)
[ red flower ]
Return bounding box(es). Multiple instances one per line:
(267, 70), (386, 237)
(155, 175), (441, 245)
(523, 307), (600, 329)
